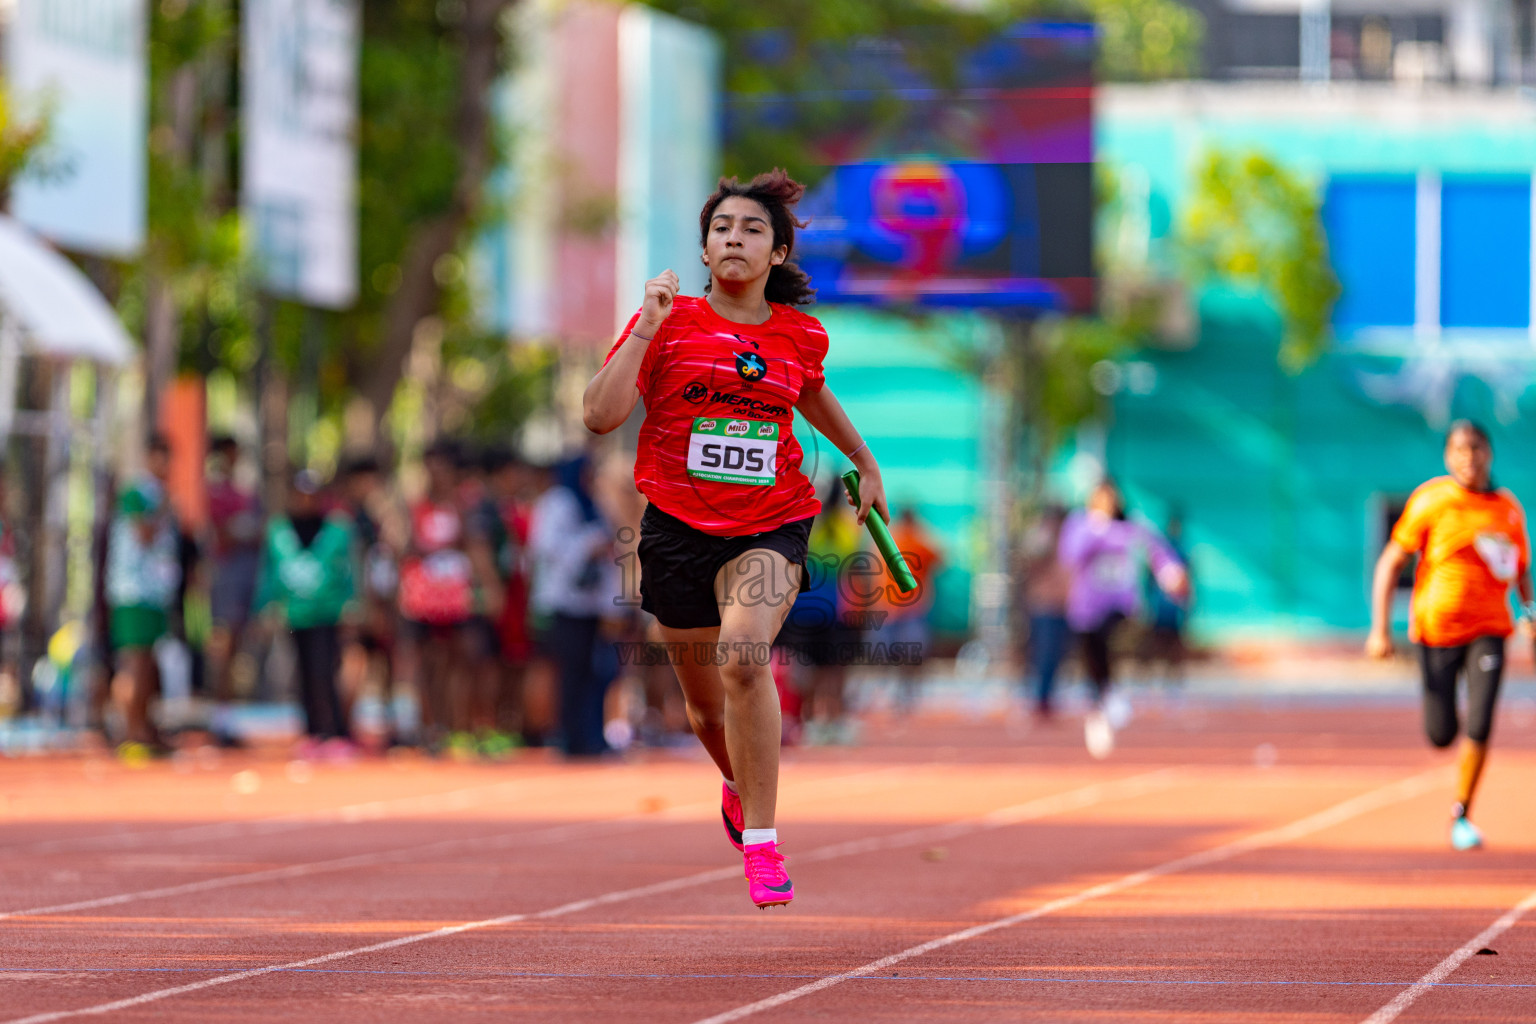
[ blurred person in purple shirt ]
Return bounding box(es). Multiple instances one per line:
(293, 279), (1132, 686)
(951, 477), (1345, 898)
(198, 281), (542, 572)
(1057, 479), (1188, 757)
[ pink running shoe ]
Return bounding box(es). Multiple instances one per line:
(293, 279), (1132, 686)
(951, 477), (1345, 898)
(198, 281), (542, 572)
(743, 840), (794, 909)
(721, 782), (745, 851)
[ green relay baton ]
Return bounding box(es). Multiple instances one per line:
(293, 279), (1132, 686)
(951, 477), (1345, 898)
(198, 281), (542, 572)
(842, 469), (918, 594)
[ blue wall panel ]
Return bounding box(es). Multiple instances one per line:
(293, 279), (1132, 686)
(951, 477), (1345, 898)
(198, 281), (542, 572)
(1441, 177), (1530, 329)
(1325, 177), (1417, 330)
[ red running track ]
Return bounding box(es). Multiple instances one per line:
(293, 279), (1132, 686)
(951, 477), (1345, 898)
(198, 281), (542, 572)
(1, 700), (1534, 1023)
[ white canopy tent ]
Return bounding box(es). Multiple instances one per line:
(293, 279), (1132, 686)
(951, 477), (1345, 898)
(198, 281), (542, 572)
(0, 216), (137, 695)
(0, 215), (134, 364)
(0, 215), (133, 439)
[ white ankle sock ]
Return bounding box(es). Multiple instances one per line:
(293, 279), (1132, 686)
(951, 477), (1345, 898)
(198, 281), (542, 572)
(722, 778), (739, 794)
(741, 828), (777, 847)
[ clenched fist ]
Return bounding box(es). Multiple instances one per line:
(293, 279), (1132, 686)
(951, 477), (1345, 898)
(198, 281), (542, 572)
(637, 270), (680, 337)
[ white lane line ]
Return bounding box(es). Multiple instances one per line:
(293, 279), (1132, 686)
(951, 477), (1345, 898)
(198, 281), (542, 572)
(1360, 886), (1536, 1024)
(687, 767), (1447, 1024)
(0, 771), (584, 856)
(0, 769), (1181, 1023)
(0, 765), (916, 920)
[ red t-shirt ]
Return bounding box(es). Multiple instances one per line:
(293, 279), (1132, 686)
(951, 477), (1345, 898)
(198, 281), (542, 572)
(603, 295), (828, 536)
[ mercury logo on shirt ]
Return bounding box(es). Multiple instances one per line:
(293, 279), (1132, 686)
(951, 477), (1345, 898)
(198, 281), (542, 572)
(708, 391), (787, 418)
(736, 351), (768, 382)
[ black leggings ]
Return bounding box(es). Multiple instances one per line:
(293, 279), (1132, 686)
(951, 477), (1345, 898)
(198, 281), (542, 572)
(293, 624), (347, 740)
(1419, 636), (1504, 747)
(550, 613), (608, 756)
(1078, 613), (1127, 702)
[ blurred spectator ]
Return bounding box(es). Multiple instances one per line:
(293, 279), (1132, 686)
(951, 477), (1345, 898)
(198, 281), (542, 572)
(518, 461), (559, 747)
(1058, 479), (1187, 758)
(88, 474), (118, 737)
(0, 469), (21, 714)
(629, 612), (690, 747)
(529, 454), (618, 757)
(484, 445), (535, 744)
(1139, 510), (1192, 687)
(338, 454), (406, 747)
(455, 444), (511, 757)
(1019, 505), (1071, 719)
(777, 479), (862, 745)
(104, 477), (181, 754)
(255, 470), (357, 759)
(146, 434), (200, 697)
(398, 439), (477, 754)
(203, 435), (262, 746)
(869, 506), (943, 716)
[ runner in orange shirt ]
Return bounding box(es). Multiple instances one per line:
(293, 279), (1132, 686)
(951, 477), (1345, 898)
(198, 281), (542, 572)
(1367, 420), (1536, 850)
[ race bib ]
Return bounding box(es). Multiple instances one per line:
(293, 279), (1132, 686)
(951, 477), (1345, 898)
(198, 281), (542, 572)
(1089, 551), (1135, 590)
(687, 418), (778, 486)
(1473, 532), (1520, 582)
(422, 549), (472, 582)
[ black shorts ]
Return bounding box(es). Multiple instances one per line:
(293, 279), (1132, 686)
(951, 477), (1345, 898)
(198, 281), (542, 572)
(779, 625), (864, 668)
(1420, 636), (1504, 746)
(638, 503), (813, 630)
(400, 616), (499, 660)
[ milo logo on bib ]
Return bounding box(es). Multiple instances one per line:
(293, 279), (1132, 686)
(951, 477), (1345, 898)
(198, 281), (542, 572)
(688, 417), (779, 486)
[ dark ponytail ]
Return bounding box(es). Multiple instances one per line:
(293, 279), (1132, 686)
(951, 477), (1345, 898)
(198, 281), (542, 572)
(699, 169), (816, 307)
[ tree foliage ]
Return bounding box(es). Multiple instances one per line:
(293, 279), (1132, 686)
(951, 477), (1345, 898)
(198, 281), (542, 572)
(0, 85), (60, 207)
(334, 0), (550, 454)
(111, 0), (546, 464)
(102, 0), (256, 396)
(1021, 149), (1339, 456)
(1073, 0), (1203, 81)
(1027, 316), (1130, 441)
(1180, 149), (1340, 368)
(342, 0), (467, 381)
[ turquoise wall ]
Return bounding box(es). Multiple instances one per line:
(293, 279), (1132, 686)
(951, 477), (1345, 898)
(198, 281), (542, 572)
(1097, 93), (1536, 642)
(807, 309), (998, 635)
(1098, 101), (1536, 216)
(1110, 289), (1536, 641)
(798, 95), (1536, 644)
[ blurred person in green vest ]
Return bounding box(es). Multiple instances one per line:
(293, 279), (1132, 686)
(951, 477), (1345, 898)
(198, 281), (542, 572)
(105, 477), (181, 757)
(256, 470), (358, 760)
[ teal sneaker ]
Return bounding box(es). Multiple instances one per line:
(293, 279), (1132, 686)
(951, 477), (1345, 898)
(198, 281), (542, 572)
(1451, 816), (1484, 851)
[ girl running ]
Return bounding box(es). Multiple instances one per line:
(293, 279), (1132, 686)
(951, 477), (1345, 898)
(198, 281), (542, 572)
(1058, 480), (1188, 759)
(583, 170), (887, 908)
(1367, 420), (1534, 850)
